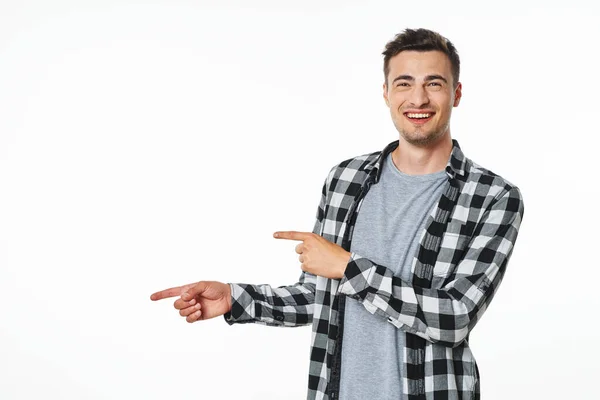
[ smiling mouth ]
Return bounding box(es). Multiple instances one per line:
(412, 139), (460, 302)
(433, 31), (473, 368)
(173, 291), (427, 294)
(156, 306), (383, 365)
(404, 112), (435, 124)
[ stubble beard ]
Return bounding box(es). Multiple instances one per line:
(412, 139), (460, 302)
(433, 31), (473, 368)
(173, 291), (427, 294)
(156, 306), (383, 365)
(397, 120), (450, 147)
(394, 105), (453, 147)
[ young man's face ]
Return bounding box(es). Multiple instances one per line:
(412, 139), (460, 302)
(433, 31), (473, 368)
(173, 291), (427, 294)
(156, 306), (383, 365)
(383, 50), (462, 147)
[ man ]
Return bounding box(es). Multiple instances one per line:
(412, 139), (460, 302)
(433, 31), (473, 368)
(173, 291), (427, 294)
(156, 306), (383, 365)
(150, 28), (524, 400)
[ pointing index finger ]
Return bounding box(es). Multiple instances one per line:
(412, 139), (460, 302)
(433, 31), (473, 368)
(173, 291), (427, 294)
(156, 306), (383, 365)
(150, 283), (195, 301)
(273, 231), (312, 241)
(150, 287), (181, 301)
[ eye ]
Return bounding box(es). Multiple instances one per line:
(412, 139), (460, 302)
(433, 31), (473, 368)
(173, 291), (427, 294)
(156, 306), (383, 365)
(427, 82), (442, 87)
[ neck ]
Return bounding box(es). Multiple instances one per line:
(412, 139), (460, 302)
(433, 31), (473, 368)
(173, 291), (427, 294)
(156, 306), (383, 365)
(391, 132), (453, 175)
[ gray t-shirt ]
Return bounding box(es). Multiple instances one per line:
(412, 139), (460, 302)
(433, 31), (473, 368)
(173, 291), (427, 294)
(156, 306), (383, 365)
(339, 152), (448, 399)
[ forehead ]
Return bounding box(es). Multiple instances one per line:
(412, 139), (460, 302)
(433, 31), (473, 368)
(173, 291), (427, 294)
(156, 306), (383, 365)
(387, 50), (452, 80)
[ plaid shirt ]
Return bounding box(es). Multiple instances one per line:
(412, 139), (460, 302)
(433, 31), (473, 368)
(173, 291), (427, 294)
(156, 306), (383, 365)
(225, 139), (524, 400)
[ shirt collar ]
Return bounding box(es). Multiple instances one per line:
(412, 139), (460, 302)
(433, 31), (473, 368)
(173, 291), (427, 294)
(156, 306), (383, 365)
(365, 139), (468, 182)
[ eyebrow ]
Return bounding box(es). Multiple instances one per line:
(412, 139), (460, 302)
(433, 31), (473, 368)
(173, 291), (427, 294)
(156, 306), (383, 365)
(425, 74), (448, 83)
(391, 74), (448, 84)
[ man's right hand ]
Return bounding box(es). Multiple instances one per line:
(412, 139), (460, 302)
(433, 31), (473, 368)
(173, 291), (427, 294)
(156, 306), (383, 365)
(150, 281), (232, 323)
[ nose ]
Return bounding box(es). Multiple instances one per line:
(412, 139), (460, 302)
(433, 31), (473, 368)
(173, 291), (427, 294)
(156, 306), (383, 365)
(408, 85), (429, 108)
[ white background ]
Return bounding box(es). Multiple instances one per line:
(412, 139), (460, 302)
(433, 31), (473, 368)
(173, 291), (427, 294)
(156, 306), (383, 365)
(1, 1), (598, 399)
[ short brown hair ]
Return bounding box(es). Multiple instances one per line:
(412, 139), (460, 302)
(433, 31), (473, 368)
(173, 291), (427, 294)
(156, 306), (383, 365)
(382, 28), (460, 87)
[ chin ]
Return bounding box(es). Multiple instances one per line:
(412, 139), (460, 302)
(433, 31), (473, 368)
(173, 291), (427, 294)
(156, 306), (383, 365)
(400, 130), (445, 147)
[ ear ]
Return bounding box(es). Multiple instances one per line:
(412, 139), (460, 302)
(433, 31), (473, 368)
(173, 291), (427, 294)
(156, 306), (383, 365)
(383, 82), (390, 107)
(453, 82), (462, 107)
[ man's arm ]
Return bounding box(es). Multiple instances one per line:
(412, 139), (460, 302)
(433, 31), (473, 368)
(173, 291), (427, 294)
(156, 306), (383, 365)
(224, 272), (317, 327)
(223, 179), (328, 327)
(338, 186), (524, 347)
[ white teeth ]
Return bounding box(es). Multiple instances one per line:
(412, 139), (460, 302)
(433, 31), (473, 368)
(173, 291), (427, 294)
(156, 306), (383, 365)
(406, 113), (432, 119)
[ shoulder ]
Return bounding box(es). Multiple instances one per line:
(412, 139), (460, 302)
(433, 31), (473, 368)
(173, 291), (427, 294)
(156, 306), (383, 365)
(463, 156), (524, 209)
(330, 149), (381, 173)
(324, 149), (381, 187)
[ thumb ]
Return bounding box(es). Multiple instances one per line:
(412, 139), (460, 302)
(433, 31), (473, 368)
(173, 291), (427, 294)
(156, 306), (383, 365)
(181, 281), (208, 301)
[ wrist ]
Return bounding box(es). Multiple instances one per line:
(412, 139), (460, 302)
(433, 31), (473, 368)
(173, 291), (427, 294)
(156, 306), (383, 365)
(338, 251), (351, 278)
(226, 283), (232, 312)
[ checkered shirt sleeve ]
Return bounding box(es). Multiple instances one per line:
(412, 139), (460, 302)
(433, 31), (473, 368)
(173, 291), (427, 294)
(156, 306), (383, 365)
(338, 185), (524, 347)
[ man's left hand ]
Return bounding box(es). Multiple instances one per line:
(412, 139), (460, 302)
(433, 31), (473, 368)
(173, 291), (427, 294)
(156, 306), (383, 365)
(273, 231), (351, 279)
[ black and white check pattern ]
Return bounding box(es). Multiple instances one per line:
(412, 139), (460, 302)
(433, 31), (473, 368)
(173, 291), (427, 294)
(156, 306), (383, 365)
(224, 139), (524, 400)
